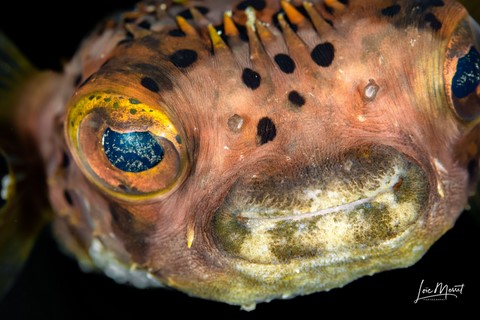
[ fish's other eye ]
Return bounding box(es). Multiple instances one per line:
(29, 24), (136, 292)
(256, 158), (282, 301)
(66, 93), (189, 200)
(444, 17), (480, 122)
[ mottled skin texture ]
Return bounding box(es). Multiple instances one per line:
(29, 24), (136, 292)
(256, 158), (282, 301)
(9, 0), (480, 308)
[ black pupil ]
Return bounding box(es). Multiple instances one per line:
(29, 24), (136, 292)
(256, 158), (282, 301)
(452, 46), (480, 99)
(0, 153), (9, 208)
(102, 128), (164, 173)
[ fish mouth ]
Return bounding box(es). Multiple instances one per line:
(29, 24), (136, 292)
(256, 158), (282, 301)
(213, 145), (430, 265)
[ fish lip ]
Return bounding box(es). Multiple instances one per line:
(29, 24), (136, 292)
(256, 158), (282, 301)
(212, 145), (431, 265)
(238, 169), (405, 223)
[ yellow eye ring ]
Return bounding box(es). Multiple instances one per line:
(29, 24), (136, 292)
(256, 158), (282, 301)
(66, 92), (189, 201)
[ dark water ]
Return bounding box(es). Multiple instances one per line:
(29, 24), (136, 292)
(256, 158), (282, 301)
(0, 1), (479, 318)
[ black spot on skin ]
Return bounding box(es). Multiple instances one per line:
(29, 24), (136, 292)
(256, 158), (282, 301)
(198, 6), (211, 14)
(138, 20), (151, 30)
(424, 13), (442, 31)
(392, 1), (444, 31)
(288, 91), (306, 107)
(237, 0), (267, 11)
(311, 42), (335, 67)
(169, 49), (198, 68)
(381, 5), (401, 17)
(140, 77), (160, 93)
(420, 0), (445, 9)
(242, 68), (261, 90)
(109, 202), (154, 264)
(130, 63), (174, 91)
(338, 0), (349, 4)
(257, 117), (277, 145)
(78, 74), (93, 88)
(274, 54), (296, 74)
(177, 6), (210, 19)
(168, 29), (186, 37)
(63, 190), (74, 206)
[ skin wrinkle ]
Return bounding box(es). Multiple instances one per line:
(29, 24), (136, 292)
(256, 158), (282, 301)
(15, 0), (479, 308)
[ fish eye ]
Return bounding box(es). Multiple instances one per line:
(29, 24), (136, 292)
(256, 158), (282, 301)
(65, 92), (189, 200)
(444, 16), (480, 122)
(452, 46), (480, 100)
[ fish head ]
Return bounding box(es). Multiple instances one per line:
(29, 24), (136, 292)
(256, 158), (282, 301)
(46, 0), (480, 307)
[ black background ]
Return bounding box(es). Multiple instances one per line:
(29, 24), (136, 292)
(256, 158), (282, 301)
(0, 1), (479, 318)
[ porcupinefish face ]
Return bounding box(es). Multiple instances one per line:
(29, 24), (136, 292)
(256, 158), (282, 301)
(39, 0), (480, 308)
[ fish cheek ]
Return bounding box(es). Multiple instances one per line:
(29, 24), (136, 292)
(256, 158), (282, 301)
(108, 202), (155, 264)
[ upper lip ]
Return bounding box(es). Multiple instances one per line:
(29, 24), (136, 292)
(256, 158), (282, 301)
(237, 167), (406, 223)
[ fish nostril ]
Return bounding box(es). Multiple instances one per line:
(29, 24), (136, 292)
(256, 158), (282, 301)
(227, 114), (244, 133)
(363, 79), (380, 101)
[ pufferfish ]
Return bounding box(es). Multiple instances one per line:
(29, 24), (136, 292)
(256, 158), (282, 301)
(0, 0), (479, 310)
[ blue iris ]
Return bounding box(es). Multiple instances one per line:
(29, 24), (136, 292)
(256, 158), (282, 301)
(452, 46), (480, 99)
(102, 128), (164, 173)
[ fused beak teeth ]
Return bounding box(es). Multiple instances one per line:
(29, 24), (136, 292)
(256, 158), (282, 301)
(213, 147), (429, 265)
